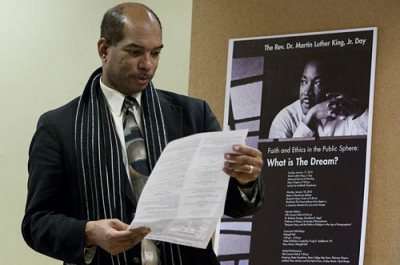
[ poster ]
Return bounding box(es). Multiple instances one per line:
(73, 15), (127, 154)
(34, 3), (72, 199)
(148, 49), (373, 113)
(219, 28), (377, 265)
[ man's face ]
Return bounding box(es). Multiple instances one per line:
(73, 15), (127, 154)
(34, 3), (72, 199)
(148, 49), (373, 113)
(100, 14), (163, 95)
(299, 61), (326, 114)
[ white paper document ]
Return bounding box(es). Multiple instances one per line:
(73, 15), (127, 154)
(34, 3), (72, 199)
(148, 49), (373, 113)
(129, 129), (248, 248)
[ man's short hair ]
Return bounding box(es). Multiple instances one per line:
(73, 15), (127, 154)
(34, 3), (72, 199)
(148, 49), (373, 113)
(100, 3), (162, 45)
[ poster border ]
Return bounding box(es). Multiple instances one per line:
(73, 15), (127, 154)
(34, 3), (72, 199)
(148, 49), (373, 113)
(220, 27), (377, 265)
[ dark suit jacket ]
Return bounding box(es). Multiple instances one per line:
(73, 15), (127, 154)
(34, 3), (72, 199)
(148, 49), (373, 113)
(22, 87), (264, 265)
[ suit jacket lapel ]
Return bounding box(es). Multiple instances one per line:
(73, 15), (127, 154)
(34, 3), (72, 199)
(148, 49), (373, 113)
(158, 92), (183, 142)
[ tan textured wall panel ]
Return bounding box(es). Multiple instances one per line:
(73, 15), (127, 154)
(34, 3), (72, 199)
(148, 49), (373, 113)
(189, 0), (400, 264)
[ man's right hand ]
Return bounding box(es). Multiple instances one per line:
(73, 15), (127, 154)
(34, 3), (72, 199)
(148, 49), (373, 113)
(326, 93), (365, 119)
(85, 219), (150, 255)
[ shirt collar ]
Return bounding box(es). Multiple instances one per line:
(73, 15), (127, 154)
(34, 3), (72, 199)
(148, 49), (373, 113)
(99, 77), (142, 116)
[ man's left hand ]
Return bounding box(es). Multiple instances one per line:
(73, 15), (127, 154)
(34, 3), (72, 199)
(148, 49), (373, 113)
(223, 144), (263, 185)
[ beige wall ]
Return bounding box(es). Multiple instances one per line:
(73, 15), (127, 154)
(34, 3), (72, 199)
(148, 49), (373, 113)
(0, 1), (192, 264)
(189, 0), (400, 264)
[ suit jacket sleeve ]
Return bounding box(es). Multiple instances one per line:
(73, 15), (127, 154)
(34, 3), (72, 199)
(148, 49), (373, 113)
(22, 110), (87, 264)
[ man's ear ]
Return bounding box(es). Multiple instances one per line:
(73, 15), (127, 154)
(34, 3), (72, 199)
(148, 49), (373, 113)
(97, 38), (109, 62)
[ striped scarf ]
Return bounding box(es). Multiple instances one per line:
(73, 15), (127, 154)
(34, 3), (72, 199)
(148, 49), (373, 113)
(74, 68), (183, 264)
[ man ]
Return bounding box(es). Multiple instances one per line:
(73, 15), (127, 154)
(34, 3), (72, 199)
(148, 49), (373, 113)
(22, 3), (264, 265)
(268, 59), (369, 139)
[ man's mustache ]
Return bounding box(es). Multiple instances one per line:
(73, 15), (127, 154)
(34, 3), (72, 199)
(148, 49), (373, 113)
(135, 73), (152, 79)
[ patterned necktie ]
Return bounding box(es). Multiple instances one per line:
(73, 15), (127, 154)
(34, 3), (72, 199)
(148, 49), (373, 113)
(122, 96), (150, 204)
(123, 96), (160, 265)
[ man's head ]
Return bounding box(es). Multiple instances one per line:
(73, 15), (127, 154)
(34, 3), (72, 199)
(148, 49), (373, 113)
(299, 59), (331, 114)
(98, 3), (163, 95)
